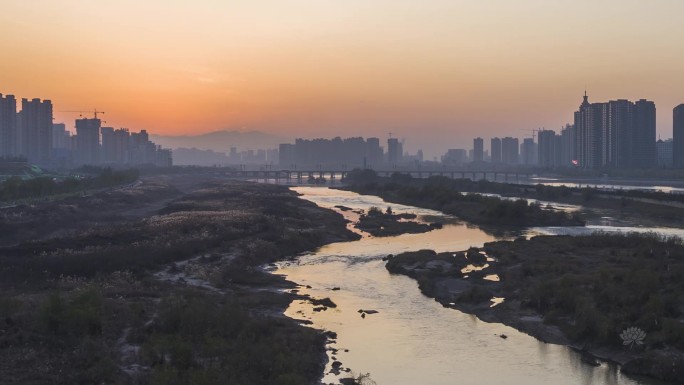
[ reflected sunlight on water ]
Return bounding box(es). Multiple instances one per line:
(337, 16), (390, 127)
(277, 187), (665, 385)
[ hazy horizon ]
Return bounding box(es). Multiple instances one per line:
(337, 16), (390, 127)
(2, 0), (684, 157)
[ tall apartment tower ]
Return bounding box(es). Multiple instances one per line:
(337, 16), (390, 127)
(112, 128), (131, 164)
(100, 127), (116, 164)
(656, 139), (673, 168)
(604, 99), (633, 168)
(632, 99), (656, 168)
(537, 130), (556, 168)
(473, 137), (484, 162)
(674, 104), (684, 168)
(366, 137), (383, 167)
(19, 98), (53, 164)
(75, 117), (101, 166)
(574, 93), (656, 169)
(501, 137), (519, 165)
(574, 92), (604, 169)
(387, 138), (402, 164)
(490, 137), (502, 163)
(52, 123), (69, 149)
(0, 94), (17, 157)
(520, 138), (536, 166)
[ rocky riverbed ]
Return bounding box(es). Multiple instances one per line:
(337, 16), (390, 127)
(385, 234), (684, 383)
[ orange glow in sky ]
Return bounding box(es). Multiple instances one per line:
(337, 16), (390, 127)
(1, 0), (683, 154)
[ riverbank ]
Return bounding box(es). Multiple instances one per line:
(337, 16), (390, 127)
(347, 169), (684, 229)
(0, 176), (359, 384)
(340, 170), (585, 229)
(385, 234), (684, 383)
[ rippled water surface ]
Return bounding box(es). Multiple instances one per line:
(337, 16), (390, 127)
(276, 187), (669, 385)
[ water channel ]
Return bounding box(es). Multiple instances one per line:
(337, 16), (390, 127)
(275, 187), (680, 385)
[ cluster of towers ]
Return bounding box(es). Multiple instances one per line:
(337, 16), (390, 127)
(467, 93), (682, 170)
(0, 93), (172, 168)
(0, 95), (53, 164)
(574, 93), (656, 169)
(278, 136), (422, 169)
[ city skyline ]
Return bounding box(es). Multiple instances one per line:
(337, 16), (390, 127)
(2, 1), (684, 158)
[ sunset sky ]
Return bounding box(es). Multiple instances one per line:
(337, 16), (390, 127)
(1, 0), (683, 156)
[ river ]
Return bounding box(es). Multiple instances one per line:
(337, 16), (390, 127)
(275, 187), (676, 385)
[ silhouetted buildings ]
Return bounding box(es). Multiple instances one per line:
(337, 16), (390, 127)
(367, 137), (383, 165)
(441, 149), (467, 165)
(490, 137), (502, 164)
(473, 137), (484, 162)
(0, 91), (173, 168)
(656, 139), (673, 167)
(127, 129), (171, 167)
(0, 94), (17, 157)
(633, 99), (657, 168)
(673, 104), (684, 167)
(574, 93), (656, 169)
(76, 117), (101, 166)
(278, 136), (424, 169)
(387, 138), (402, 165)
(520, 138), (536, 166)
(52, 123), (69, 150)
(280, 137), (387, 168)
(501, 137), (519, 165)
(560, 124), (575, 166)
(537, 130), (556, 168)
(19, 98), (53, 165)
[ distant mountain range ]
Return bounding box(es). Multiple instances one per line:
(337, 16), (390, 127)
(150, 130), (290, 153)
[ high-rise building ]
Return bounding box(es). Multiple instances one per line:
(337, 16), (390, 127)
(674, 104), (684, 168)
(604, 99), (633, 168)
(130, 129), (157, 165)
(51, 123), (72, 168)
(632, 99), (656, 168)
(366, 137), (383, 167)
(574, 93), (604, 168)
(490, 137), (502, 163)
(501, 137), (519, 165)
(560, 124), (575, 166)
(75, 117), (101, 166)
(100, 126), (116, 164)
(574, 93), (656, 169)
(278, 143), (295, 167)
(0, 94), (17, 157)
(283, 137), (386, 168)
(52, 123), (70, 149)
(520, 138), (537, 166)
(442, 149), (467, 165)
(473, 137), (484, 162)
(656, 139), (673, 168)
(537, 130), (556, 168)
(387, 138), (402, 164)
(19, 98), (53, 164)
(112, 128), (130, 164)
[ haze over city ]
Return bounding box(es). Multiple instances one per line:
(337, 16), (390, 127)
(2, 0), (684, 156)
(5, 2), (684, 385)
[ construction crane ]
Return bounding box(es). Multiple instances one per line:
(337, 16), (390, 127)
(520, 128), (542, 141)
(59, 109), (106, 119)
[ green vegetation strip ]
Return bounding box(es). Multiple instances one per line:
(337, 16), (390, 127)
(386, 233), (684, 383)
